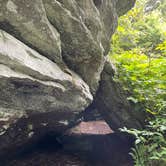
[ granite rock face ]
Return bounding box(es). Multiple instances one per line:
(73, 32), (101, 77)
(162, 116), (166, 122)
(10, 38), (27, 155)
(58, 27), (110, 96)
(0, 0), (142, 158)
(0, 0), (62, 63)
(0, 29), (92, 158)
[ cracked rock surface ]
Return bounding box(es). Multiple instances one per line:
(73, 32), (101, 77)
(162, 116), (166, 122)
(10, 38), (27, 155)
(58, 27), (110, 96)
(0, 0), (144, 160)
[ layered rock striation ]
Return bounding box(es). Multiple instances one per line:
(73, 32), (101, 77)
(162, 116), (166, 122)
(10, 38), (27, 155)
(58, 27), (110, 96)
(0, 0), (143, 159)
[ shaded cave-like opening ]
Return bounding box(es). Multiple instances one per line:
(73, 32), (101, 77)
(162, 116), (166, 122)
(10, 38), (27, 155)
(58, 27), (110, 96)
(3, 120), (135, 166)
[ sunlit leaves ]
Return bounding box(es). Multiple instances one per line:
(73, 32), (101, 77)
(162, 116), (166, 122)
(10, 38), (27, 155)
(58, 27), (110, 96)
(111, 50), (166, 114)
(111, 0), (166, 165)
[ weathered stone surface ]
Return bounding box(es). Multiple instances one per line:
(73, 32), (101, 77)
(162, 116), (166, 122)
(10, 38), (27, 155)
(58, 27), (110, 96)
(0, 0), (145, 160)
(0, 0), (62, 63)
(68, 121), (113, 135)
(43, 0), (106, 93)
(93, 60), (145, 130)
(93, 0), (118, 54)
(0, 30), (92, 156)
(0, 0), (136, 94)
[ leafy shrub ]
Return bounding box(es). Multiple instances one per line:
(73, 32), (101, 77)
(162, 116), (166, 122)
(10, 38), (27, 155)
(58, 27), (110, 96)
(110, 0), (166, 165)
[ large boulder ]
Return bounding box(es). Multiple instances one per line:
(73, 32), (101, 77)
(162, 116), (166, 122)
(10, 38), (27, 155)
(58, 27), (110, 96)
(0, 30), (92, 157)
(0, 0), (135, 94)
(92, 60), (145, 130)
(0, 0), (62, 64)
(0, 0), (145, 160)
(43, 0), (106, 93)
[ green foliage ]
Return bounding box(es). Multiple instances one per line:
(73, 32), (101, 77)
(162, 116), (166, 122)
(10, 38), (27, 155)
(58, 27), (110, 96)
(121, 119), (166, 166)
(111, 0), (166, 165)
(112, 0), (166, 56)
(112, 50), (166, 114)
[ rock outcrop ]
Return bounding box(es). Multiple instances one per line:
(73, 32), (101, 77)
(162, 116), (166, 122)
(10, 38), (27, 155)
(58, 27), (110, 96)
(93, 60), (145, 130)
(0, 0), (144, 160)
(0, 29), (92, 158)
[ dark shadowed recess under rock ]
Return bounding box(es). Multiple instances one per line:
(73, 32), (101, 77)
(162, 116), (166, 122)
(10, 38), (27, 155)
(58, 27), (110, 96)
(3, 121), (135, 166)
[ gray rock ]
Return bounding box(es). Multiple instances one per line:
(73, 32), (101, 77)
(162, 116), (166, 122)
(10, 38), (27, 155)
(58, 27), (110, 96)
(0, 0), (145, 159)
(93, 0), (118, 54)
(0, 0), (62, 64)
(0, 30), (92, 156)
(0, 0), (135, 94)
(43, 0), (106, 93)
(93, 60), (145, 130)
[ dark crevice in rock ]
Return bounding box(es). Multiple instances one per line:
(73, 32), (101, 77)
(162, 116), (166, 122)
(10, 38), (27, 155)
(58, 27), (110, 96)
(93, 0), (102, 8)
(82, 103), (103, 121)
(0, 111), (82, 162)
(36, 132), (63, 152)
